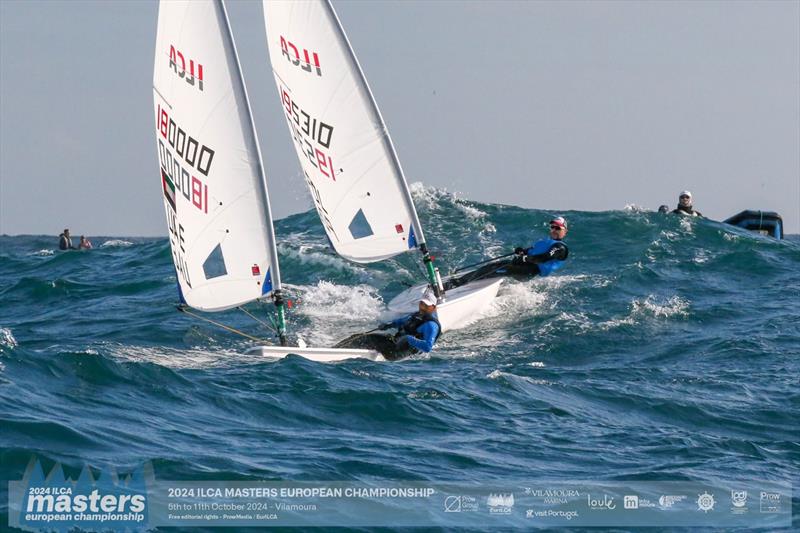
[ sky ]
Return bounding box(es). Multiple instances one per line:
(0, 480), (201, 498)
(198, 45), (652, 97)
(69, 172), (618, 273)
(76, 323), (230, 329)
(1, 0), (798, 236)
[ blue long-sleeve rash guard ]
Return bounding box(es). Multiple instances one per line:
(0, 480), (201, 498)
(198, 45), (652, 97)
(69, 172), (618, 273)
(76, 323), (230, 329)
(390, 315), (440, 353)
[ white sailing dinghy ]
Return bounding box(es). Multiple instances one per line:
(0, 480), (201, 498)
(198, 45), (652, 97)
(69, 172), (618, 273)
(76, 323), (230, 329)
(262, 0), (501, 332)
(152, 0), (380, 361)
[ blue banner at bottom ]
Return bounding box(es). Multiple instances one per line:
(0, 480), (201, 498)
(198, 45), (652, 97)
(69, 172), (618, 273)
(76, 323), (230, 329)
(7, 459), (793, 530)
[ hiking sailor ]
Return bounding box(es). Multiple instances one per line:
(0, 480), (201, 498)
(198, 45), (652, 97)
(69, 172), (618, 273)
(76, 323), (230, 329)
(671, 190), (703, 217)
(443, 216), (569, 290)
(334, 290), (441, 360)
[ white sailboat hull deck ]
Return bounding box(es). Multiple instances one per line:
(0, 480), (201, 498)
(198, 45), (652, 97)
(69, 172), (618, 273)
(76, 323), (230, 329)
(247, 345), (383, 362)
(385, 278), (503, 332)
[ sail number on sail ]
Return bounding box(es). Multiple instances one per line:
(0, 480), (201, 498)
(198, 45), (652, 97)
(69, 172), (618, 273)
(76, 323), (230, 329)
(155, 104), (213, 215)
(279, 87), (337, 181)
(154, 102), (218, 289)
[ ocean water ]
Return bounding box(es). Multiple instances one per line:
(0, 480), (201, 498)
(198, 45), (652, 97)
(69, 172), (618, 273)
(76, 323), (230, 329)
(1, 187), (798, 530)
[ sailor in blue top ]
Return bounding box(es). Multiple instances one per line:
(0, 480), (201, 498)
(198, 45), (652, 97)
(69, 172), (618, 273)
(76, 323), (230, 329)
(333, 290), (441, 360)
(443, 217), (569, 289)
(380, 290), (441, 354)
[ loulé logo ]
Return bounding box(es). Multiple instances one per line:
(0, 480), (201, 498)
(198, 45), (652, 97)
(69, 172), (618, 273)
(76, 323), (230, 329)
(10, 458), (150, 532)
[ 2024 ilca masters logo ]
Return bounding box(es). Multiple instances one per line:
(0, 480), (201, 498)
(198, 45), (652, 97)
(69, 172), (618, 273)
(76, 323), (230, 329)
(10, 459), (150, 532)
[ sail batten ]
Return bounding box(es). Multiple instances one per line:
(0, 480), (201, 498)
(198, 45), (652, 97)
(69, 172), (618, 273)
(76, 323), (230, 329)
(153, 0), (281, 312)
(263, 0), (426, 264)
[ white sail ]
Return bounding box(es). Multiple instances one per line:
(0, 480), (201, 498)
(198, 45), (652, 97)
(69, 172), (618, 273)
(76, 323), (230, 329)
(153, 0), (281, 312)
(263, 0), (425, 263)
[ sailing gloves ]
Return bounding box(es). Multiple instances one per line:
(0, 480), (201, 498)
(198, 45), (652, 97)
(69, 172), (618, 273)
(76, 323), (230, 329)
(512, 247), (529, 265)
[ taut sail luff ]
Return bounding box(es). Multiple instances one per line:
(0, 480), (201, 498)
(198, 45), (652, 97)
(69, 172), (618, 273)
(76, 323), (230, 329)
(153, 0), (287, 341)
(262, 0), (441, 293)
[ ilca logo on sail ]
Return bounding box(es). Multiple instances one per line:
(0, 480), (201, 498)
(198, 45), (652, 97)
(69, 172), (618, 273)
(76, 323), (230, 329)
(168, 45), (203, 91)
(280, 36), (321, 76)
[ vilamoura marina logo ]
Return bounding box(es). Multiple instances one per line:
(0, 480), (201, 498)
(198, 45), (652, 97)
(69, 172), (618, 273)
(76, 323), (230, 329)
(9, 458), (151, 532)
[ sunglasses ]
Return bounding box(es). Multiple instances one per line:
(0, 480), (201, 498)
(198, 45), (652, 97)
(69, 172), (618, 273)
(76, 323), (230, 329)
(550, 225), (564, 230)
(680, 195), (690, 199)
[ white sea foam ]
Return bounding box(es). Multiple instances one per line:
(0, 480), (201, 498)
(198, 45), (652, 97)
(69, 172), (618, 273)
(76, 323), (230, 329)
(471, 274), (596, 335)
(409, 182), (491, 222)
(678, 217), (694, 233)
(0, 328), (18, 348)
(692, 249), (713, 264)
(487, 368), (552, 386)
(278, 244), (366, 274)
(487, 281), (548, 318)
(631, 295), (689, 318)
(623, 204), (647, 213)
(100, 239), (134, 247)
(585, 295), (689, 332)
(451, 195), (489, 221)
(108, 343), (251, 369)
(29, 249), (54, 256)
(295, 281), (384, 319)
(290, 281), (385, 347)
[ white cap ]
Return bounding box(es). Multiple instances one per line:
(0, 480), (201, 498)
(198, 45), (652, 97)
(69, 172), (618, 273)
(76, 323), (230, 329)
(419, 288), (437, 307)
(680, 190), (692, 198)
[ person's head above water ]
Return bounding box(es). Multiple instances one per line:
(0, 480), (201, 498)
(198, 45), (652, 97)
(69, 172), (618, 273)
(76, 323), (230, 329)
(549, 216), (568, 240)
(678, 190), (692, 208)
(418, 289), (437, 314)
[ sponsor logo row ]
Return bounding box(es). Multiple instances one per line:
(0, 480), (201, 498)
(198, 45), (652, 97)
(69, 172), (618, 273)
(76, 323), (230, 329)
(442, 489), (785, 516)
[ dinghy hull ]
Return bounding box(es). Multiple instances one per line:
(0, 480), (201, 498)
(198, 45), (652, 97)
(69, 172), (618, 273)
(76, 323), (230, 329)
(385, 278), (503, 332)
(246, 345), (383, 362)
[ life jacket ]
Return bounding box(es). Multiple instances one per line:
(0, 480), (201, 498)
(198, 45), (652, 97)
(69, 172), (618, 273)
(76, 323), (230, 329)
(399, 311), (442, 343)
(528, 238), (567, 277)
(59, 234), (70, 250)
(672, 206), (701, 217)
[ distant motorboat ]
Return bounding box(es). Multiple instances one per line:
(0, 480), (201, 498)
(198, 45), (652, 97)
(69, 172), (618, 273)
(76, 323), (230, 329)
(723, 210), (783, 239)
